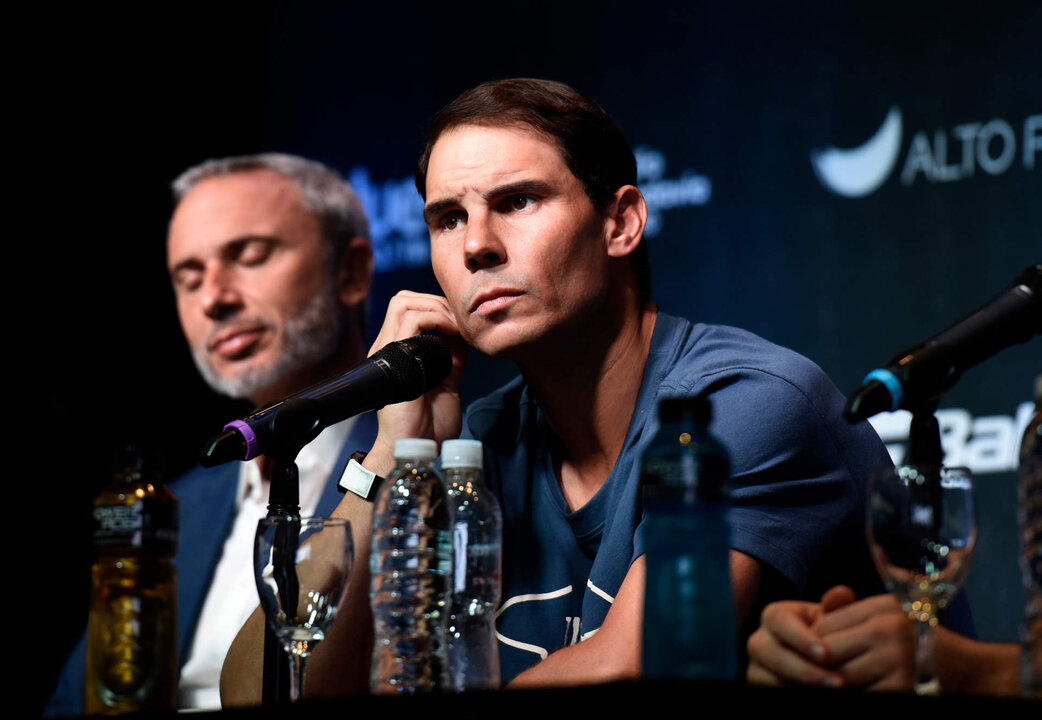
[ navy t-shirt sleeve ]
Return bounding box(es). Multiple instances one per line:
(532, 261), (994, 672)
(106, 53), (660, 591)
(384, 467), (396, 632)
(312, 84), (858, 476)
(707, 366), (859, 590)
(688, 342), (892, 601)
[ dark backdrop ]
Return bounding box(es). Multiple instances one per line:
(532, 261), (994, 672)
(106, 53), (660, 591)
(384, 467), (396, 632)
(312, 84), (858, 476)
(37, 2), (1039, 707)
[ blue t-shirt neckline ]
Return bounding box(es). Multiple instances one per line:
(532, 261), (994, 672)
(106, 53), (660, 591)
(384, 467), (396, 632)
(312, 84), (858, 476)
(530, 312), (683, 561)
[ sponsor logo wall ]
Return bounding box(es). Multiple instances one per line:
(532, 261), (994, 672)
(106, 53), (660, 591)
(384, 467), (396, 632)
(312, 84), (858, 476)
(812, 107), (1041, 196)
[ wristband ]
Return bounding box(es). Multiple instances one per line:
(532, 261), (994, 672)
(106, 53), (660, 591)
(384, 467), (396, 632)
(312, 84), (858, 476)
(337, 451), (385, 501)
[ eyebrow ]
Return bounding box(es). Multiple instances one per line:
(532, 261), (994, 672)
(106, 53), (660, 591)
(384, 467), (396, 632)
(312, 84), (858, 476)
(423, 179), (556, 226)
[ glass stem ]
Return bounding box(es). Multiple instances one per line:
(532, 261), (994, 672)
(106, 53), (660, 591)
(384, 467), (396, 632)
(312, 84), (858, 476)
(914, 619), (940, 695)
(288, 652), (308, 703)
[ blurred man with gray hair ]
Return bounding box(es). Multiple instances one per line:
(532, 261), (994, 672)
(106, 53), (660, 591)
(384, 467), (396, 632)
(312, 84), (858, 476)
(47, 153), (377, 714)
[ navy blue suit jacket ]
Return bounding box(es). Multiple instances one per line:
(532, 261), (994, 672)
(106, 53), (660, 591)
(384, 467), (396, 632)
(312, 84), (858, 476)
(46, 412), (377, 717)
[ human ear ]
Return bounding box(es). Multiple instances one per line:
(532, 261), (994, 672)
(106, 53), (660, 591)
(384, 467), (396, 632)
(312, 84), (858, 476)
(338, 236), (374, 307)
(604, 185), (648, 259)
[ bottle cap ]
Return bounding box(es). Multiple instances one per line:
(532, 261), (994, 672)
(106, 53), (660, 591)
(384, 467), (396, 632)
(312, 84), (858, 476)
(441, 439), (483, 469)
(393, 438), (438, 461)
(112, 444), (165, 475)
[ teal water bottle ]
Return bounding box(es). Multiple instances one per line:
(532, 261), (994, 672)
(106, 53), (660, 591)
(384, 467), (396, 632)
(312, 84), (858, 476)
(641, 396), (735, 681)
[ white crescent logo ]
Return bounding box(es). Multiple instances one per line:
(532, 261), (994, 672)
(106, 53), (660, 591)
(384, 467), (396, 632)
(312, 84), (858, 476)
(811, 107), (903, 198)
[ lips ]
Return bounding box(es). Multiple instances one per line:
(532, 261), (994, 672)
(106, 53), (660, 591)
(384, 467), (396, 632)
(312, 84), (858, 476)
(208, 325), (266, 359)
(469, 288), (524, 315)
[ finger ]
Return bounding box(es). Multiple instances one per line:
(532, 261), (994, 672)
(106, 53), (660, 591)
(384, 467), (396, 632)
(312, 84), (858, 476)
(758, 601), (829, 663)
(821, 611), (914, 677)
(442, 332), (469, 386)
(371, 292), (459, 352)
(747, 627), (843, 688)
(381, 292), (457, 330)
(832, 650), (911, 692)
(813, 594), (903, 637)
(819, 585), (856, 613)
(372, 309), (460, 355)
(378, 294), (468, 394)
(865, 663), (916, 693)
(746, 660), (783, 687)
(830, 622), (915, 692)
(381, 290), (456, 324)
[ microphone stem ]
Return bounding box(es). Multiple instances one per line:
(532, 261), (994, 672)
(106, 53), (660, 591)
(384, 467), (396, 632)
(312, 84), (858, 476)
(263, 456), (301, 706)
(908, 404), (942, 470)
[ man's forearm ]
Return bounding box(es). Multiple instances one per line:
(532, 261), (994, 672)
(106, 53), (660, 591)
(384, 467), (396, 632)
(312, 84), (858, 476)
(506, 558), (645, 689)
(936, 628), (1020, 696)
(218, 606), (266, 706)
(509, 551), (762, 689)
(506, 630), (640, 689)
(219, 493), (376, 706)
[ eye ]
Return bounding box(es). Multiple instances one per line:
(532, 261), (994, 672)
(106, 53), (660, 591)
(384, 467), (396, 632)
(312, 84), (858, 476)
(172, 267), (202, 292)
(441, 212), (465, 231)
(510, 196), (531, 211)
(237, 239), (274, 266)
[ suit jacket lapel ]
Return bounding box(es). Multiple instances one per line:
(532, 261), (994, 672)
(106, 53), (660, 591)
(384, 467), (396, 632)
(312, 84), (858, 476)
(174, 463), (239, 663)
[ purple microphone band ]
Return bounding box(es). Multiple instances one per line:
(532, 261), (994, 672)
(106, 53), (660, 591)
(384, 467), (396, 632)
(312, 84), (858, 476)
(224, 419), (259, 460)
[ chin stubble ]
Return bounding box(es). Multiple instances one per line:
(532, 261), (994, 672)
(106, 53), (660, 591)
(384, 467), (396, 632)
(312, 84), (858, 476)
(191, 281), (345, 401)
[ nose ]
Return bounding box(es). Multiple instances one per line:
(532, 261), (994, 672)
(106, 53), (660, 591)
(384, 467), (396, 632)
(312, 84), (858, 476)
(199, 263), (243, 319)
(463, 212), (507, 271)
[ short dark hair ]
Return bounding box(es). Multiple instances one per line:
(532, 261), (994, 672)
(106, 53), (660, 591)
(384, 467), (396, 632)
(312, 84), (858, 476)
(415, 78), (650, 302)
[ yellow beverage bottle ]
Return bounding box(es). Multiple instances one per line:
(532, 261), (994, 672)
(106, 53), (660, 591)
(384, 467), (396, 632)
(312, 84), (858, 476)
(84, 447), (178, 714)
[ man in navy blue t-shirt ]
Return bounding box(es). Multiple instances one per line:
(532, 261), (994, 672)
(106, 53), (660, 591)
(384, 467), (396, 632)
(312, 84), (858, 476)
(221, 79), (938, 702)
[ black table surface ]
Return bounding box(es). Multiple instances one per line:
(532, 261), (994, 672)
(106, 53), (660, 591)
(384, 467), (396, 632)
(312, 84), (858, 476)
(49, 679), (1039, 719)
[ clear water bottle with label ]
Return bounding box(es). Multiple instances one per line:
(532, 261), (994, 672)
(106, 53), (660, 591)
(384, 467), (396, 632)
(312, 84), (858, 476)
(441, 439), (502, 691)
(641, 395), (735, 681)
(369, 438), (450, 694)
(85, 446), (179, 714)
(1019, 375), (1042, 698)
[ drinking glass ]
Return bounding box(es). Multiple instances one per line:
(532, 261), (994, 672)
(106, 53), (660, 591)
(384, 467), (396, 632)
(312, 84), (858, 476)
(254, 516), (354, 703)
(867, 465), (976, 695)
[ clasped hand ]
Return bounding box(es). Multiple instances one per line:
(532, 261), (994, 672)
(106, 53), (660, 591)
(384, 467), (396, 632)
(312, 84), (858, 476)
(746, 585), (915, 691)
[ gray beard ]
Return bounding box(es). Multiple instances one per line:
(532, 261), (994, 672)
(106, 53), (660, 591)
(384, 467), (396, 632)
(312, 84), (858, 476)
(191, 281), (345, 401)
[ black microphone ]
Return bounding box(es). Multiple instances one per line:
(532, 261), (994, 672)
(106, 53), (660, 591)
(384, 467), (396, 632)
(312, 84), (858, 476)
(200, 334), (452, 466)
(844, 264), (1042, 423)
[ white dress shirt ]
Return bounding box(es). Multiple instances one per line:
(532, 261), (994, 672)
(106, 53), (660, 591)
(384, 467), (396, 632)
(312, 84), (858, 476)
(176, 417), (355, 711)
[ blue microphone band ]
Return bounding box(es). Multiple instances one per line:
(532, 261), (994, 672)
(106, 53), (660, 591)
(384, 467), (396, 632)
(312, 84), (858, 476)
(863, 368), (903, 412)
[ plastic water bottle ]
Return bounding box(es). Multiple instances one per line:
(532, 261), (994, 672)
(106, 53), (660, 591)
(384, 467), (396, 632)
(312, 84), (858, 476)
(1019, 375), (1042, 698)
(85, 446), (179, 714)
(441, 439), (502, 691)
(641, 395), (735, 681)
(369, 438), (450, 694)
